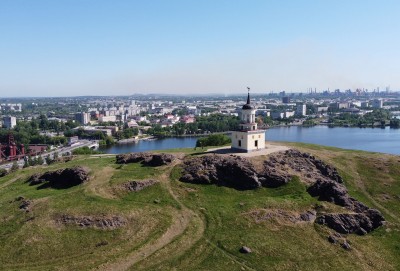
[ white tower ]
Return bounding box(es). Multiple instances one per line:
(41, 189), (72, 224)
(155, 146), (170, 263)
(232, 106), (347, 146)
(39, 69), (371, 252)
(231, 88), (265, 152)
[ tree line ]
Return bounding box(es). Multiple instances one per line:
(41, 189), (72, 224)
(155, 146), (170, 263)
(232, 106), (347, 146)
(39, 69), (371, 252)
(147, 114), (240, 137)
(327, 109), (396, 127)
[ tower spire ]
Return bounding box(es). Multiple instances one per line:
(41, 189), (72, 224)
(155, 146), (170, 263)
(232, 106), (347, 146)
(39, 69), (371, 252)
(246, 87), (250, 104)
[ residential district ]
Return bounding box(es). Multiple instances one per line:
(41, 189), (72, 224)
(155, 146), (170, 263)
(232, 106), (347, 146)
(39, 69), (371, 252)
(1, 88), (400, 167)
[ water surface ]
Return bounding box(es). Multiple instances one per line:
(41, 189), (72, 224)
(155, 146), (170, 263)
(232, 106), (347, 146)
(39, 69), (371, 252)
(101, 126), (400, 155)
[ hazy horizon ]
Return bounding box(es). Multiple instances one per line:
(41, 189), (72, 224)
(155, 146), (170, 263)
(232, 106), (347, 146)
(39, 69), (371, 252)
(1, 0), (399, 97)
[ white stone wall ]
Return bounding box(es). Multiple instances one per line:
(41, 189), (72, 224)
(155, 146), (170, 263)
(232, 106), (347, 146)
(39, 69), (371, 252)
(231, 131), (265, 152)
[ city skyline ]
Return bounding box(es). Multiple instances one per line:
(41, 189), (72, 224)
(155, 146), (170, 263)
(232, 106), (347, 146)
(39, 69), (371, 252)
(1, 0), (399, 97)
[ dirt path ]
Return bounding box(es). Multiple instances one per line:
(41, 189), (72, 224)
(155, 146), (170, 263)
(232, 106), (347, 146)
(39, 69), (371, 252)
(86, 167), (116, 199)
(101, 209), (192, 271)
(205, 239), (257, 271)
(99, 161), (205, 271)
(0, 176), (20, 190)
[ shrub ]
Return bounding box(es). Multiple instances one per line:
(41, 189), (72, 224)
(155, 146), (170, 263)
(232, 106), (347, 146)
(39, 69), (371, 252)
(72, 146), (103, 155)
(10, 161), (19, 172)
(196, 134), (231, 148)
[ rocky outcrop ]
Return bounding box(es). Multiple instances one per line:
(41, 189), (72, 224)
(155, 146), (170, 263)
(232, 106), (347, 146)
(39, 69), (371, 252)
(116, 152), (147, 164)
(307, 178), (385, 234)
(239, 246), (252, 254)
(316, 209), (385, 235)
(258, 172), (291, 188)
(121, 179), (158, 192)
(260, 149), (343, 185)
(179, 149), (384, 235)
(307, 179), (368, 212)
(28, 166), (90, 189)
(13, 196), (32, 212)
(180, 155), (261, 190)
(328, 234), (339, 244)
(180, 149), (345, 190)
(299, 210), (317, 222)
(341, 240), (351, 250)
(56, 215), (127, 230)
(116, 152), (176, 166)
(29, 173), (45, 185)
(248, 209), (316, 224)
(19, 199), (33, 212)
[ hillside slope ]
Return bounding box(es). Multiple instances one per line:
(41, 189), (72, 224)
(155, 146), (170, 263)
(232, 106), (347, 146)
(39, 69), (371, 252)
(0, 143), (399, 271)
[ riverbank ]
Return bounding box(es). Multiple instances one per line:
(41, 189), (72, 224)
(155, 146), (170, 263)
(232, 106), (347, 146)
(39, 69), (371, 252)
(154, 131), (230, 138)
(100, 126), (400, 155)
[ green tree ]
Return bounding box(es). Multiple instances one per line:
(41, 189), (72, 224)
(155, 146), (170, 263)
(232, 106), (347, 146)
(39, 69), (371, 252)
(39, 114), (49, 130)
(196, 134), (231, 148)
(10, 161), (19, 172)
(37, 156), (44, 165)
(72, 146), (103, 155)
(28, 156), (34, 166)
(45, 154), (54, 165)
(23, 159), (30, 168)
(390, 118), (400, 128)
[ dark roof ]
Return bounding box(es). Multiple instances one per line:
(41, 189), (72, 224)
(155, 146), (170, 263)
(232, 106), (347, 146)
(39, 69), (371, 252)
(242, 91), (253, 110)
(242, 104), (253, 110)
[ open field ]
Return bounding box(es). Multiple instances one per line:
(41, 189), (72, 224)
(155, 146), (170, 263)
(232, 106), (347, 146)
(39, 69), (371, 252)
(0, 143), (399, 270)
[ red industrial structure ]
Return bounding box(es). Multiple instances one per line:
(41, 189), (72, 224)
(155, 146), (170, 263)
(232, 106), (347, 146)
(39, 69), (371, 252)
(0, 134), (25, 162)
(0, 133), (49, 163)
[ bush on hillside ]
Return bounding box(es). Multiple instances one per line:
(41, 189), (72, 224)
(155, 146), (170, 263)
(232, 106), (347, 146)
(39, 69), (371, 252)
(72, 146), (103, 155)
(196, 134), (231, 148)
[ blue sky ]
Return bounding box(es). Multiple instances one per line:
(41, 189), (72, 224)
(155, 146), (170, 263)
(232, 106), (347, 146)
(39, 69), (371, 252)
(0, 0), (399, 96)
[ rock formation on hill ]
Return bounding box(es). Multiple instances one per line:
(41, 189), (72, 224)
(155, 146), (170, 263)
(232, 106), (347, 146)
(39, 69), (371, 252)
(307, 179), (369, 212)
(56, 214), (127, 229)
(316, 209), (385, 235)
(261, 149), (343, 185)
(179, 149), (385, 235)
(28, 166), (90, 189)
(180, 155), (261, 190)
(180, 149), (344, 190)
(121, 179), (158, 192)
(116, 152), (176, 166)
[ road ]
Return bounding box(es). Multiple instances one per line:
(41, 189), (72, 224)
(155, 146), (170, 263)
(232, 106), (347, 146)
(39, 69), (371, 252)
(0, 140), (99, 170)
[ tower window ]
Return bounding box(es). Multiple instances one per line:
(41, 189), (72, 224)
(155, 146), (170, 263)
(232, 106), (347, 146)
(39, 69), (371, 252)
(255, 140), (258, 147)
(238, 140), (241, 147)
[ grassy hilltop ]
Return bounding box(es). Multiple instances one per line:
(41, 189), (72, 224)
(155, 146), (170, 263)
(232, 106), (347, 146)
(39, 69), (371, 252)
(0, 143), (400, 271)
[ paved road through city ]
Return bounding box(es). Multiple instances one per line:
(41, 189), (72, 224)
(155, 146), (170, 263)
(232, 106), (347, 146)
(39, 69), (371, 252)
(0, 140), (98, 170)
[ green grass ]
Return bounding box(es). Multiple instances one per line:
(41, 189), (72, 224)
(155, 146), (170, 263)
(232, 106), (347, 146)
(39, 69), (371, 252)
(0, 144), (400, 270)
(0, 157), (176, 270)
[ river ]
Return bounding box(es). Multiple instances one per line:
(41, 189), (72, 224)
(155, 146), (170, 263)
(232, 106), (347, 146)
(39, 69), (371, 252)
(100, 126), (400, 155)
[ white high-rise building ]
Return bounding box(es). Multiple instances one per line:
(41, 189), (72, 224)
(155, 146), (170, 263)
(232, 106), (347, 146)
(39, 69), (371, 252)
(296, 104), (307, 116)
(75, 112), (90, 125)
(3, 116), (16, 129)
(372, 99), (383, 109)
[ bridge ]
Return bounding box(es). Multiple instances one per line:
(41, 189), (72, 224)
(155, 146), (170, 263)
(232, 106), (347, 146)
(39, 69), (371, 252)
(88, 141), (99, 150)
